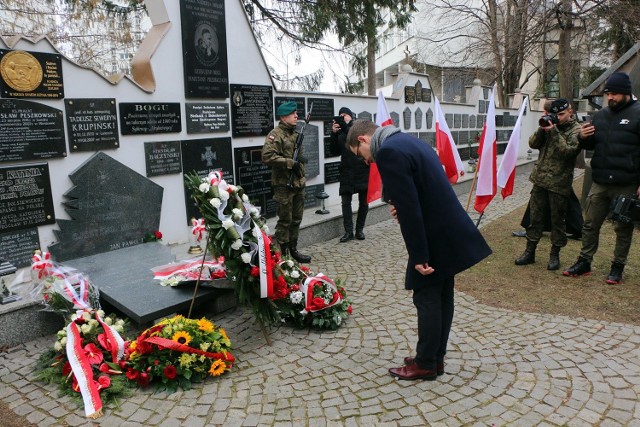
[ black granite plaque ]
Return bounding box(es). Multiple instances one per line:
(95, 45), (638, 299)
(469, 115), (477, 128)
(504, 113), (515, 127)
(306, 98), (334, 121)
(185, 102), (229, 133)
(422, 88), (432, 103)
(415, 81), (423, 102)
(65, 98), (119, 152)
(0, 227), (39, 268)
(477, 115), (485, 128)
(403, 107), (412, 130)
(119, 102), (181, 135)
(404, 86), (416, 104)
(0, 99), (65, 162)
(445, 113), (453, 129)
(324, 131), (339, 158)
(358, 111), (372, 121)
(48, 153), (163, 262)
(495, 114), (504, 127)
(418, 132), (436, 147)
(305, 184), (324, 210)
(426, 109), (433, 129)
(0, 163), (55, 233)
(324, 162), (341, 184)
(234, 146), (274, 218)
(390, 112), (400, 128)
(301, 123), (319, 178)
(274, 97), (305, 117)
(451, 131), (459, 145)
(0, 49), (64, 99)
(180, 0), (229, 99)
(182, 137), (233, 224)
(461, 114), (469, 129)
(479, 100), (486, 114)
(230, 84), (273, 137)
(459, 131), (469, 147)
(454, 114), (462, 129)
(415, 108), (423, 129)
(322, 120), (333, 137)
(144, 141), (182, 177)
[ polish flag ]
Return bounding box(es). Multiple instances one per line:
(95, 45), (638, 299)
(367, 91), (392, 203)
(434, 96), (464, 184)
(474, 83), (498, 214)
(497, 98), (528, 199)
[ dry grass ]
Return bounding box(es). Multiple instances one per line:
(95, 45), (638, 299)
(457, 198), (640, 326)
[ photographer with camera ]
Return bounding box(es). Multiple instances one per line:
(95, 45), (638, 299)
(563, 72), (640, 284)
(515, 98), (582, 271)
(330, 107), (370, 243)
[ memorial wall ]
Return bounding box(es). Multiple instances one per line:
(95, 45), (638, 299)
(0, 0), (535, 265)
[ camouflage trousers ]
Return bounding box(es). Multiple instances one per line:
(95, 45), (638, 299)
(272, 185), (305, 244)
(580, 182), (637, 264)
(526, 185), (569, 247)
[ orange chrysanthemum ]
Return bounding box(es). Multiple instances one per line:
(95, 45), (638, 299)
(197, 318), (214, 333)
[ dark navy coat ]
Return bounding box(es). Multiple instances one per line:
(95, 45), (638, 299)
(376, 131), (492, 289)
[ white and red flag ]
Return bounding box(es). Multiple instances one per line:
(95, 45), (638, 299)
(367, 91), (392, 203)
(434, 96), (464, 184)
(497, 98), (528, 199)
(474, 83), (498, 214)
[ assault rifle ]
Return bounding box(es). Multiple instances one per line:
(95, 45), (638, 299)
(287, 103), (313, 189)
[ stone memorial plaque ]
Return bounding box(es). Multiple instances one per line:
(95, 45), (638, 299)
(495, 114), (504, 127)
(403, 107), (412, 130)
(324, 162), (341, 184)
(504, 114), (515, 127)
(324, 131), (339, 158)
(422, 88), (432, 103)
(469, 115), (477, 128)
(459, 131), (469, 147)
(306, 98), (334, 121)
(0, 227), (39, 268)
(426, 108), (433, 129)
(0, 49), (64, 99)
(477, 115), (485, 128)
(180, 0), (229, 99)
(230, 84), (273, 137)
(404, 86), (416, 104)
(322, 120), (333, 137)
(0, 163), (55, 233)
(358, 111), (373, 120)
(462, 114), (469, 129)
(497, 142), (507, 155)
(185, 102), (229, 133)
(390, 111), (400, 128)
(415, 81), (423, 102)
(48, 153), (163, 262)
(234, 146), (275, 219)
(454, 114), (461, 129)
(415, 108), (423, 129)
(182, 137), (233, 224)
(274, 97), (305, 117)
(451, 131), (459, 145)
(119, 102), (181, 135)
(301, 123), (319, 179)
(304, 184), (324, 210)
(419, 132), (435, 147)
(0, 99), (65, 162)
(479, 100), (486, 114)
(65, 98), (119, 152)
(144, 141), (182, 177)
(445, 113), (453, 129)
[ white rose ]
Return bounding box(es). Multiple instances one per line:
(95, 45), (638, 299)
(231, 239), (243, 250)
(82, 311), (92, 321)
(219, 191), (230, 201)
(289, 291), (303, 304)
(199, 183), (210, 193)
(222, 219), (234, 230)
(286, 260), (294, 268)
(80, 324), (92, 335)
(250, 207), (259, 217)
(114, 325), (124, 333)
(242, 194), (249, 202)
(54, 341), (63, 351)
(210, 198), (221, 208)
(57, 329), (66, 338)
(116, 319), (125, 326)
(105, 317), (113, 326)
(241, 253), (252, 263)
(88, 319), (99, 327)
(97, 310), (105, 318)
(232, 208), (244, 220)
(60, 337), (67, 346)
(261, 224), (269, 234)
(336, 316), (342, 326)
(291, 270), (300, 279)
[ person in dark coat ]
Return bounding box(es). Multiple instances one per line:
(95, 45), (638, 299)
(330, 107), (370, 242)
(513, 191), (583, 238)
(346, 119), (492, 381)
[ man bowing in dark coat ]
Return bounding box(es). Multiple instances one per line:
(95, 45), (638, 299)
(346, 120), (492, 381)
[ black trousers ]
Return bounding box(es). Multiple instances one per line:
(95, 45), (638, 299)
(412, 276), (455, 370)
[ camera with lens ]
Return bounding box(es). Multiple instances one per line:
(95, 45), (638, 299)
(539, 113), (559, 127)
(333, 115), (347, 131)
(610, 194), (640, 224)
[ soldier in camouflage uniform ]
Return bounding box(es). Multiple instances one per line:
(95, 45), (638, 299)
(515, 99), (582, 270)
(261, 101), (311, 263)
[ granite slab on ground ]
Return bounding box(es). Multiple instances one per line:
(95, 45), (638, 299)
(64, 242), (230, 325)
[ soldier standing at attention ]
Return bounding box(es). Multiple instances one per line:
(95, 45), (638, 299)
(515, 98), (582, 270)
(262, 101), (311, 263)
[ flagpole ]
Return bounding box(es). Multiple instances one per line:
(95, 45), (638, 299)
(465, 165), (480, 212)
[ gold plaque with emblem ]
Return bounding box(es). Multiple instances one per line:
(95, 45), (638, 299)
(0, 50), (43, 92)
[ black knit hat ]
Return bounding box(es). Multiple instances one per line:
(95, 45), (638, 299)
(338, 107), (355, 119)
(604, 72), (632, 95)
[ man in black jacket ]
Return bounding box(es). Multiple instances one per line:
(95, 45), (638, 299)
(563, 72), (640, 284)
(330, 107), (370, 242)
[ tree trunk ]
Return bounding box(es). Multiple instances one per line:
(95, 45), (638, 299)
(557, 0), (573, 100)
(366, 32), (376, 95)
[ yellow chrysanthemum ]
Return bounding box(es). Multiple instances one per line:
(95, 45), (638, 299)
(172, 331), (192, 345)
(200, 342), (211, 352)
(179, 353), (195, 368)
(197, 318), (214, 333)
(219, 328), (228, 341)
(208, 359), (226, 377)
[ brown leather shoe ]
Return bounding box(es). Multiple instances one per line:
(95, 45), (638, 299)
(404, 357), (445, 376)
(389, 363), (437, 381)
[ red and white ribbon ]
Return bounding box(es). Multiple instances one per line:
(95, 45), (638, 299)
(31, 251), (53, 279)
(256, 224), (274, 298)
(301, 274), (342, 313)
(66, 320), (103, 418)
(95, 311), (126, 363)
(56, 275), (91, 310)
(191, 218), (206, 242)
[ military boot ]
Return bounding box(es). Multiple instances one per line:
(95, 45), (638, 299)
(289, 240), (311, 263)
(562, 257), (591, 277)
(605, 261), (624, 285)
(515, 240), (537, 265)
(547, 245), (561, 271)
(279, 242), (289, 257)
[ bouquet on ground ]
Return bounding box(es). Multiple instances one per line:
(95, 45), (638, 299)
(184, 170), (353, 332)
(151, 256), (226, 287)
(35, 309), (130, 419)
(125, 315), (234, 391)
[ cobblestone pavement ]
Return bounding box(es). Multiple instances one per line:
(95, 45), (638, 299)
(2, 171), (640, 426)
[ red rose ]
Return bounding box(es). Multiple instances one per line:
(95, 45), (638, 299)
(250, 266), (260, 277)
(163, 365), (177, 380)
(137, 372), (150, 387)
(347, 305), (353, 314)
(312, 297), (326, 309)
(126, 368), (139, 380)
(154, 359), (160, 366)
(291, 284), (299, 292)
(154, 231), (163, 239)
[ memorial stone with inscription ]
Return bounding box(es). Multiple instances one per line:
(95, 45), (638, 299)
(301, 123), (319, 179)
(185, 103), (229, 133)
(230, 84), (273, 137)
(144, 141), (182, 177)
(390, 112), (400, 128)
(119, 103), (181, 135)
(234, 146), (275, 218)
(403, 108), (412, 130)
(0, 228), (39, 268)
(65, 98), (119, 151)
(324, 162), (341, 185)
(274, 97), (305, 117)
(415, 108), (423, 129)
(48, 153), (163, 262)
(0, 49), (64, 99)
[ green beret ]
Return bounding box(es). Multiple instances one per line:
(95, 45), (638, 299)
(276, 101), (297, 117)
